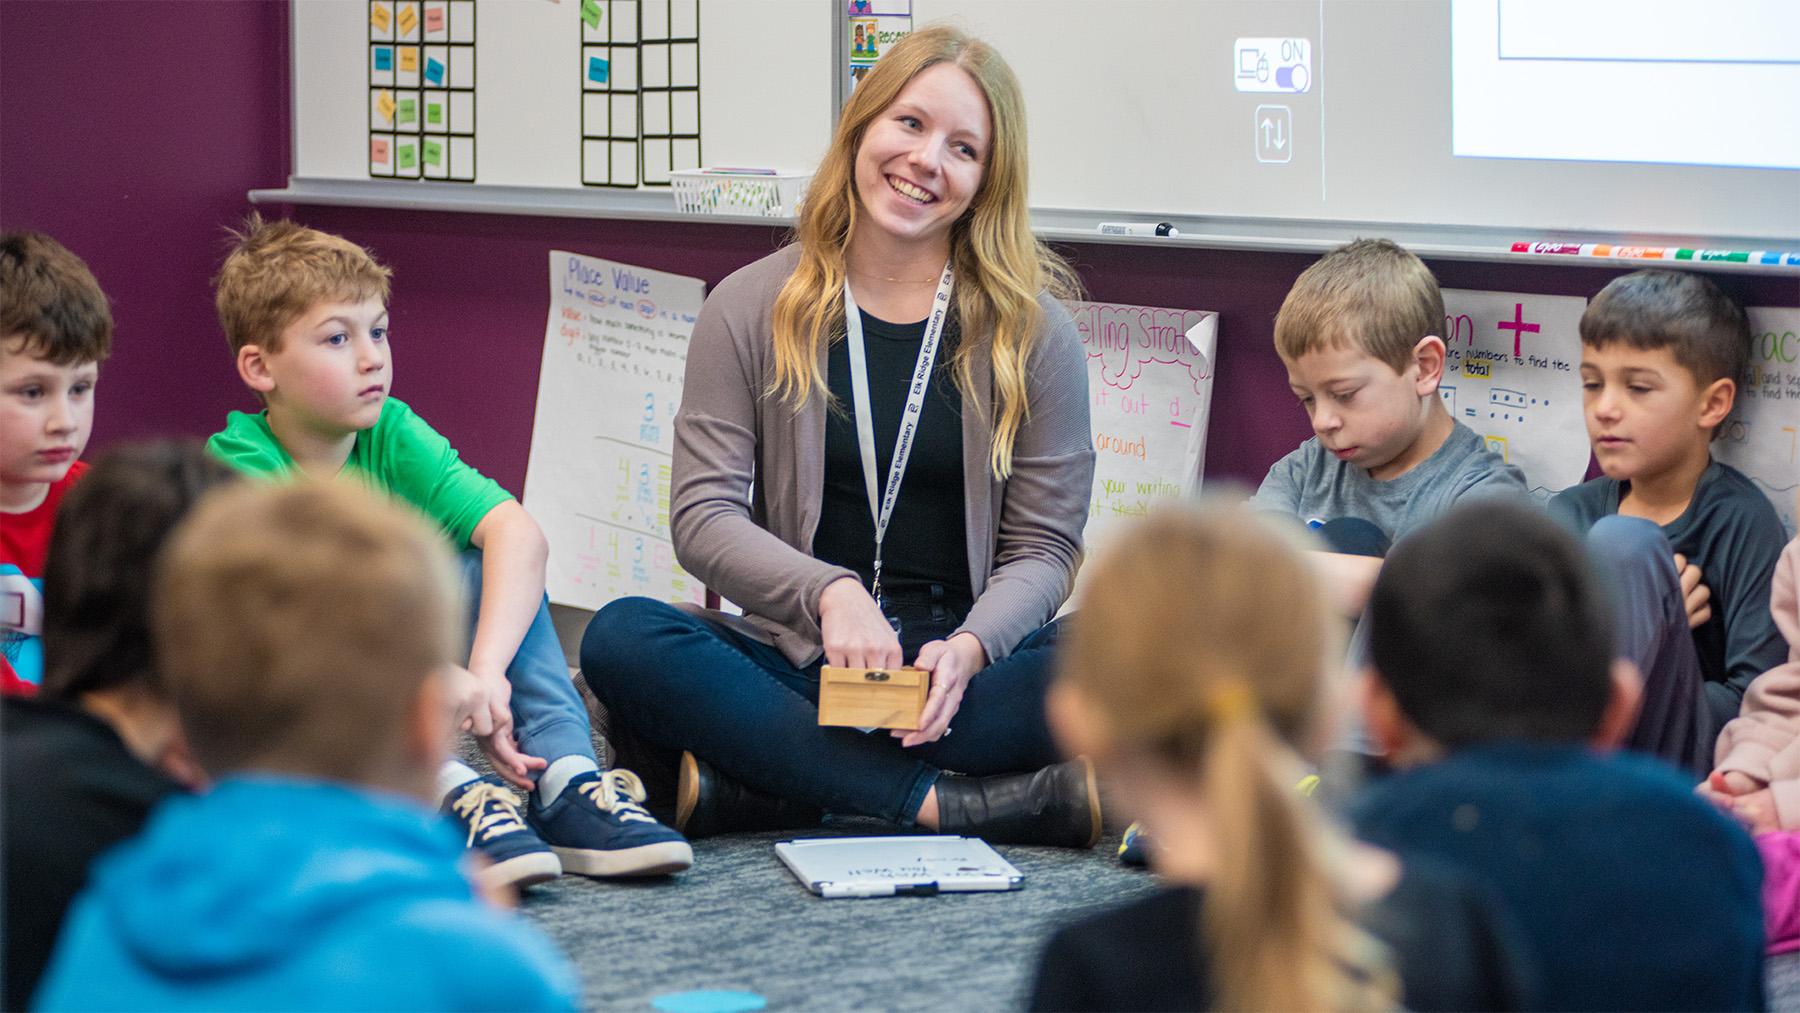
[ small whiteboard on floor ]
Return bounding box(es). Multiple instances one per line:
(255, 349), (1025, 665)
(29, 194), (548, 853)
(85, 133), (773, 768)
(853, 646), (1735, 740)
(523, 251), (708, 611)
(775, 835), (1024, 899)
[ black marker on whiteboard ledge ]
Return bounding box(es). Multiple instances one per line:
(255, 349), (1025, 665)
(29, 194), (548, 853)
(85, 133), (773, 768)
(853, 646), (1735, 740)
(1098, 222), (1180, 237)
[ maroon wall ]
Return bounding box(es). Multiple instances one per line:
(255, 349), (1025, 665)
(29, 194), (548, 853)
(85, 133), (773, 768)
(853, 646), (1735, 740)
(4, 1), (1796, 496)
(0, 0), (290, 447)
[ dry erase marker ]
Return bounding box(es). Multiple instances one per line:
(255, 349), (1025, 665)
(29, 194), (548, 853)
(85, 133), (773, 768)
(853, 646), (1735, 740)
(1510, 242), (1585, 255)
(1098, 222), (1180, 237)
(1668, 248), (1798, 264)
(1513, 242), (1797, 266)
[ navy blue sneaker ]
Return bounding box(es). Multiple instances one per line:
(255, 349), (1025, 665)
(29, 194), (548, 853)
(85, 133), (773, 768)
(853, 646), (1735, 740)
(1117, 822), (1151, 868)
(529, 769), (693, 877)
(442, 778), (562, 890)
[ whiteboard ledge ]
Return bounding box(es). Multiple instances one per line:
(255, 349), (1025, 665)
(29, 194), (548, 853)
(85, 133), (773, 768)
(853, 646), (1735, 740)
(250, 180), (1798, 276)
(1031, 209), (1800, 277)
(250, 178), (798, 229)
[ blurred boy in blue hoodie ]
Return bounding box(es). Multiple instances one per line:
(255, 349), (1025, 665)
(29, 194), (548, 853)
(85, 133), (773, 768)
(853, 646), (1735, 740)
(34, 480), (580, 1011)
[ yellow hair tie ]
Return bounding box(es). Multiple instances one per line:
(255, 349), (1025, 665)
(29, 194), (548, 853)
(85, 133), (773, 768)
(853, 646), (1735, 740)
(1206, 679), (1257, 723)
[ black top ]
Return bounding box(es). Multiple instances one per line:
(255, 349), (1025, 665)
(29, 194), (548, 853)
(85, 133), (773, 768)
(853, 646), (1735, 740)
(2, 695), (183, 1009)
(1549, 459), (1787, 731)
(814, 309), (971, 628)
(1029, 863), (1535, 1012)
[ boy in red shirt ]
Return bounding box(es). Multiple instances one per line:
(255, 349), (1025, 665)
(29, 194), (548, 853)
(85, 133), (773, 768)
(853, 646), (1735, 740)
(0, 233), (112, 696)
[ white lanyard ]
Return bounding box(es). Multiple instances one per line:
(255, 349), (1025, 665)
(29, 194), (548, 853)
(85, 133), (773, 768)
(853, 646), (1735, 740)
(842, 259), (955, 605)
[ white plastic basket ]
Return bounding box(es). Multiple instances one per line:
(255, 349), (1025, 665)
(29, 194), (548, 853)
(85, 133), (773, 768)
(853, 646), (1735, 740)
(669, 168), (813, 218)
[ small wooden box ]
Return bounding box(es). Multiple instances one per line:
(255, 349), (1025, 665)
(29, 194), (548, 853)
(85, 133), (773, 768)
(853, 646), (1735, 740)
(818, 666), (929, 730)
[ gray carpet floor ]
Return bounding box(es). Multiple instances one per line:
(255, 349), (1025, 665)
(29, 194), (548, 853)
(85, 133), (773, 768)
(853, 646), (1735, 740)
(517, 823), (1153, 1012)
(1775, 953), (1800, 1011)
(483, 615), (1800, 1011)
(462, 637), (1158, 1012)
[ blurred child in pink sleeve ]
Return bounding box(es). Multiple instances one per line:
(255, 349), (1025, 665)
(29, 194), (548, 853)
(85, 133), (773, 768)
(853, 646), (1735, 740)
(1706, 505), (1800, 952)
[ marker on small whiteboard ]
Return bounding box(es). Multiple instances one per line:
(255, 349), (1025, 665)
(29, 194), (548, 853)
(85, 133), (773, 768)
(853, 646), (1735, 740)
(1098, 222), (1180, 237)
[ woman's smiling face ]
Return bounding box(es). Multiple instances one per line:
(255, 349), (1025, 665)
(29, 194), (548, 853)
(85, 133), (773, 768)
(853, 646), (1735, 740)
(852, 62), (992, 255)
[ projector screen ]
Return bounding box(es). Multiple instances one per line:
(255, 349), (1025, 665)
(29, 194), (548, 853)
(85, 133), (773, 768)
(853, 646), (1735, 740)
(914, 0), (1799, 240)
(1453, 0), (1800, 171)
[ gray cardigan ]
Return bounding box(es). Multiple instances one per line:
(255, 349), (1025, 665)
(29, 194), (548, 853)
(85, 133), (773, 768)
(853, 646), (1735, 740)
(669, 245), (1095, 668)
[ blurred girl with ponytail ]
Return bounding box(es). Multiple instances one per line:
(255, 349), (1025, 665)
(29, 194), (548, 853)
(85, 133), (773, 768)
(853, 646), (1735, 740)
(1032, 504), (1531, 1012)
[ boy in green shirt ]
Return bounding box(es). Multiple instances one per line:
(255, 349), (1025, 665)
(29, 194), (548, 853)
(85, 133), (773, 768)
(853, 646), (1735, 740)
(208, 216), (690, 884)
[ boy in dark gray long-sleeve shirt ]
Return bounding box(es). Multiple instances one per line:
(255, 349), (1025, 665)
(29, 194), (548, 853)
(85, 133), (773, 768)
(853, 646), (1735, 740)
(1549, 270), (1785, 772)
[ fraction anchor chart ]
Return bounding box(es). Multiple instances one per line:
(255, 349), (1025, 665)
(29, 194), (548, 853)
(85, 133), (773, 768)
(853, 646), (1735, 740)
(368, 1), (476, 182)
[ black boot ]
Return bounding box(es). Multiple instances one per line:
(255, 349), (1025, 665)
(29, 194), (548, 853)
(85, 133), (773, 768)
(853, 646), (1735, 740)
(933, 757), (1101, 848)
(602, 719), (680, 825)
(675, 751), (824, 839)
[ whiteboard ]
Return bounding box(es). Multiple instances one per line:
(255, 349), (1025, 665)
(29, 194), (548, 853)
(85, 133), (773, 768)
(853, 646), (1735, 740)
(914, 0), (1800, 240)
(290, 1), (1798, 243)
(293, 0), (833, 188)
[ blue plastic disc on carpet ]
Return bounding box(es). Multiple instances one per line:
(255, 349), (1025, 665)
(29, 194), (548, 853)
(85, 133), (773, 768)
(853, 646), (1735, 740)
(652, 990), (768, 1013)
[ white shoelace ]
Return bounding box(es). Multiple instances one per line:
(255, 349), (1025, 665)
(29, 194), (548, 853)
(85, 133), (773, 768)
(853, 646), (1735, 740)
(578, 769), (656, 824)
(450, 781), (528, 846)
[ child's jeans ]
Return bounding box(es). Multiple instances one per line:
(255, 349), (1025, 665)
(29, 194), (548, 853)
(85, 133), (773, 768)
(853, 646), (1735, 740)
(458, 550), (595, 766)
(1757, 831), (1800, 954)
(1585, 516), (1710, 775)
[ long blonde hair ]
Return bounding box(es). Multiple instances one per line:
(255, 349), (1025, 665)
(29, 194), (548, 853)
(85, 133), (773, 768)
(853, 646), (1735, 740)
(769, 23), (1079, 478)
(1062, 506), (1395, 1012)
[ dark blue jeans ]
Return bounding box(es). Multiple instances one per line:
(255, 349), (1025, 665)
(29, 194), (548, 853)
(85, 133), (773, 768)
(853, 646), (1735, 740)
(1586, 515), (1709, 774)
(580, 597), (1065, 824)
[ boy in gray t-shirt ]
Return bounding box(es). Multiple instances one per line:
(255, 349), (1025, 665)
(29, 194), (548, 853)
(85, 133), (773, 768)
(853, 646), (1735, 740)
(1250, 240), (1526, 615)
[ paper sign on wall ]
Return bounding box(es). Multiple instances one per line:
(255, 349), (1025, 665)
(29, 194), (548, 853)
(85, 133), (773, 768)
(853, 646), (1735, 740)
(1070, 300), (1218, 578)
(1439, 288), (1590, 497)
(1718, 307), (1800, 537)
(523, 252), (708, 611)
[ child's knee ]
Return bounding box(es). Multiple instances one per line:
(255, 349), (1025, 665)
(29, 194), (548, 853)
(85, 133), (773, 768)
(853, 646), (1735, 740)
(1586, 515), (1675, 581)
(1318, 517), (1390, 557)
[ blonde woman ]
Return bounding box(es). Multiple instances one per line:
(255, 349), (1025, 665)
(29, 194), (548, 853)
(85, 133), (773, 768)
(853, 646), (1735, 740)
(580, 25), (1099, 846)
(1034, 505), (1530, 1011)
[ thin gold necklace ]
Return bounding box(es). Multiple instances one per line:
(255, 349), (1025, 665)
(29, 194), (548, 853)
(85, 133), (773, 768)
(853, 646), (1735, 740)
(846, 267), (941, 284)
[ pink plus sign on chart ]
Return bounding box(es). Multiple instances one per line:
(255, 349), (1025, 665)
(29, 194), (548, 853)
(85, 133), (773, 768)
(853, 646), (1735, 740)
(1497, 302), (1540, 357)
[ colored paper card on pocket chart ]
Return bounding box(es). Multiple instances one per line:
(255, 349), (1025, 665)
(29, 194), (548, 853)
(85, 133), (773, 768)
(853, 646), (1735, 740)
(377, 90), (397, 121)
(374, 47), (393, 71)
(427, 101), (443, 124)
(398, 97), (417, 124)
(588, 56), (610, 83)
(399, 47), (418, 73)
(582, 0), (603, 29)
(370, 137), (390, 164)
(424, 5), (445, 32)
(423, 139), (443, 166)
(397, 4), (418, 34)
(398, 143), (417, 170)
(425, 57), (445, 85)
(371, 3), (392, 32)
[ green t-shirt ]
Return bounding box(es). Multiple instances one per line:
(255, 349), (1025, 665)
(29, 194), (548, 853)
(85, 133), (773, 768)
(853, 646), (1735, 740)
(207, 397), (512, 549)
